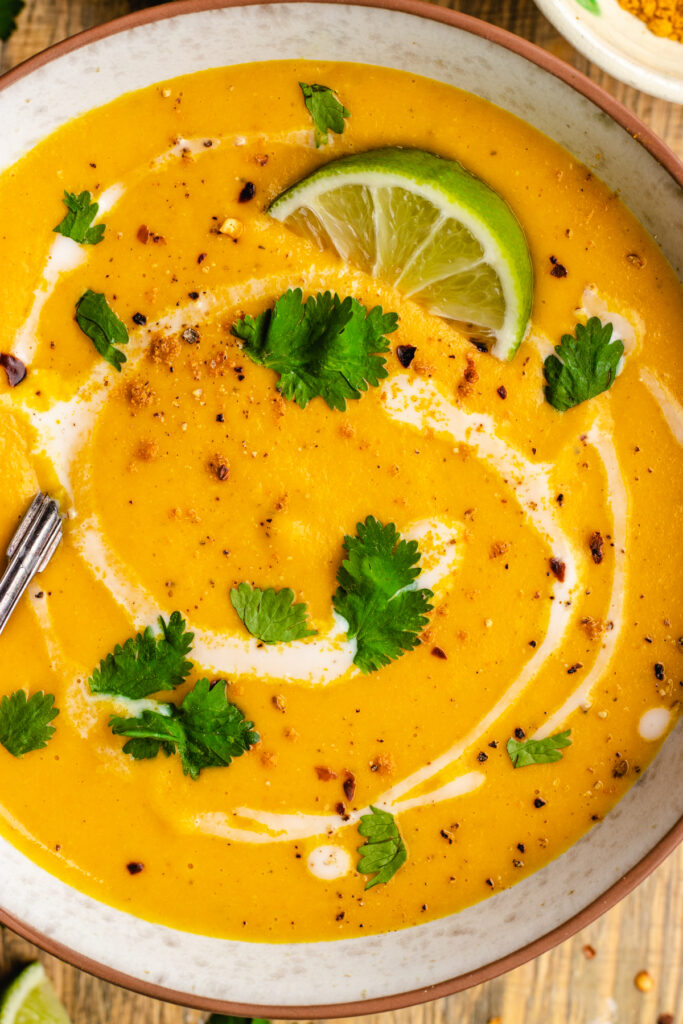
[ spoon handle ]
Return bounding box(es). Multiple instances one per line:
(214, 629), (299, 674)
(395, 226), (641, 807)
(0, 493), (62, 636)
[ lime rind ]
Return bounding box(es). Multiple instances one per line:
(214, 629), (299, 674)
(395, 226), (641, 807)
(0, 963), (71, 1024)
(268, 148), (533, 359)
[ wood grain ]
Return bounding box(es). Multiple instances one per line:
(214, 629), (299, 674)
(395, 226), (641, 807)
(0, 2), (681, 1021)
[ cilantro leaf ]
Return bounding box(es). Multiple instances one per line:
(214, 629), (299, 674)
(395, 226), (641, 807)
(53, 191), (105, 245)
(109, 679), (259, 780)
(0, 690), (59, 757)
(230, 583), (317, 643)
(506, 729), (572, 768)
(232, 289), (397, 411)
(89, 612), (194, 700)
(299, 82), (350, 147)
(333, 516), (433, 673)
(544, 318), (624, 411)
(75, 289), (129, 371)
(0, 0), (24, 42)
(357, 805), (407, 889)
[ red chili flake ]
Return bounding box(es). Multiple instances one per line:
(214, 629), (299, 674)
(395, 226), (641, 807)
(336, 911), (345, 920)
(396, 345), (417, 368)
(342, 771), (356, 802)
(517, 842), (525, 852)
(188, 291), (200, 300)
(567, 663), (583, 675)
(238, 181), (256, 203)
(315, 765), (337, 781)
(335, 802), (349, 821)
(549, 255), (567, 278)
(197, 252), (207, 264)
(476, 751), (488, 762)
(216, 413), (224, 423)
(514, 728), (525, 739)
(132, 312), (147, 326)
(485, 877), (494, 887)
(654, 663), (665, 681)
(0, 353), (27, 387)
(534, 797), (546, 808)
(488, 740), (498, 749)
(126, 861), (144, 874)
(589, 530), (604, 564)
(497, 385), (507, 399)
(431, 646), (447, 659)
(137, 224), (150, 243)
(582, 944), (597, 959)
(549, 557), (566, 582)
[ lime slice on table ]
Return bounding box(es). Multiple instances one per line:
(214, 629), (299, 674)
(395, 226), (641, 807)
(268, 147), (533, 359)
(0, 963), (71, 1024)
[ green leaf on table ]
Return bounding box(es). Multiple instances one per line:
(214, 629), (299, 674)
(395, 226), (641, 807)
(0, 0), (25, 42)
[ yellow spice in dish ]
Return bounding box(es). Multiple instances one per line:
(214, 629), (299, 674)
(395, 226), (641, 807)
(0, 60), (681, 941)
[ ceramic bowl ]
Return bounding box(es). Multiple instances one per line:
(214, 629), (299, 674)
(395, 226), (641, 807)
(0, 0), (681, 1015)
(533, 0), (683, 102)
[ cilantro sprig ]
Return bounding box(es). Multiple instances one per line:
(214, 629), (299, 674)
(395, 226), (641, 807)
(230, 583), (316, 643)
(109, 679), (259, 780)
(54, 191), (105, 245)
(231, 289), (397, 411)
(89, 612), (194, 700)
(299, 82), (350, 147)
(333, 516), (433, 673)
(76, 289), (129, 371)
(544, 317), (624, 411)
(357, 805), (407, 889)
(507, 729), (572, 768)
(0, 0), (24, 41)
(0, 690), (59, 757)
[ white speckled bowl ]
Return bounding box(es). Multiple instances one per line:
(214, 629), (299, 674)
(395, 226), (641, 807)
(0, 0), (681, 1015)
(533, 0), (683, 102)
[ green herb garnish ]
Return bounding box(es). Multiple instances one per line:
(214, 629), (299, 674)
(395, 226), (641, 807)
(109, 679), (258, 780)
(89, 612), (194, 700)
(299, 82), (350, 147)
(230, 583), (316, 643)
(0, 690), (59, 757)
(506, 729), (572, 768)
(357, 805), (407, 889)
(333, 516), (433, 674)
(0, 0), (24, 41)
(544, 317), (624, 411)
(231, 289), (397, 411)
(75, 289), (129, 371)
(53, 191), (105, 245)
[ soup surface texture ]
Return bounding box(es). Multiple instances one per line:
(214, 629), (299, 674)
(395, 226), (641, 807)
(0, 61), (681, 942)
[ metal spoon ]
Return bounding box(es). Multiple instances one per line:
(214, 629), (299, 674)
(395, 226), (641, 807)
(0, 493), (62, 636)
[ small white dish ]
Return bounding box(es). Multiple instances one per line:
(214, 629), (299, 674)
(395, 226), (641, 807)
(534, 0), (683, 102)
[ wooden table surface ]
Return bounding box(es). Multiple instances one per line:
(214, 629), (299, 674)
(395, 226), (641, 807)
(0, 2), (681, 1022)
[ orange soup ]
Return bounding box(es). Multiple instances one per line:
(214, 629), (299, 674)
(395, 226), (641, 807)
(0, 61), (681, 941)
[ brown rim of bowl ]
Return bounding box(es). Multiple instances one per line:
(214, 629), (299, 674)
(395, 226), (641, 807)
(0, 0), (681, 1014)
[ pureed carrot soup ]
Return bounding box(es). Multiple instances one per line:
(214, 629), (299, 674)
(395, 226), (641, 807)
(0, 61), (681, 942)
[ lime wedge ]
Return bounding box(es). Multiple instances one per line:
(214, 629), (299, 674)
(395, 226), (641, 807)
(0, 964), (71, 1024)
(268, 148), (533, 358)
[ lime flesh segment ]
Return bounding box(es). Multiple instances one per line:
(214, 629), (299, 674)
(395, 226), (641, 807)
(268, 147), (533, 358)
(0, 964), (72, 1024)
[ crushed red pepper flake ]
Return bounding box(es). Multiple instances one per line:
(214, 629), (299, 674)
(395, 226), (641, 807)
(497, 385), (507, 399)
(238, 181), (256, 203)
(490, 541), (509, 558)
(208, 455), (230, 481)
(431, 646), (448, 659)
(549, 255), (567, 277)
(396, 344), (417, 368)
(582, 944), (597, 959)
(549, 557), (566, 582)
(654, 663), (665, 680)
(0, 353), (27, 387)
(335, 801), (349, 820)
(126, 861), (144, 874)
(589, 530), (604, 564)
(315, 765), (337, 781)
(342, 771), (356, 802)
